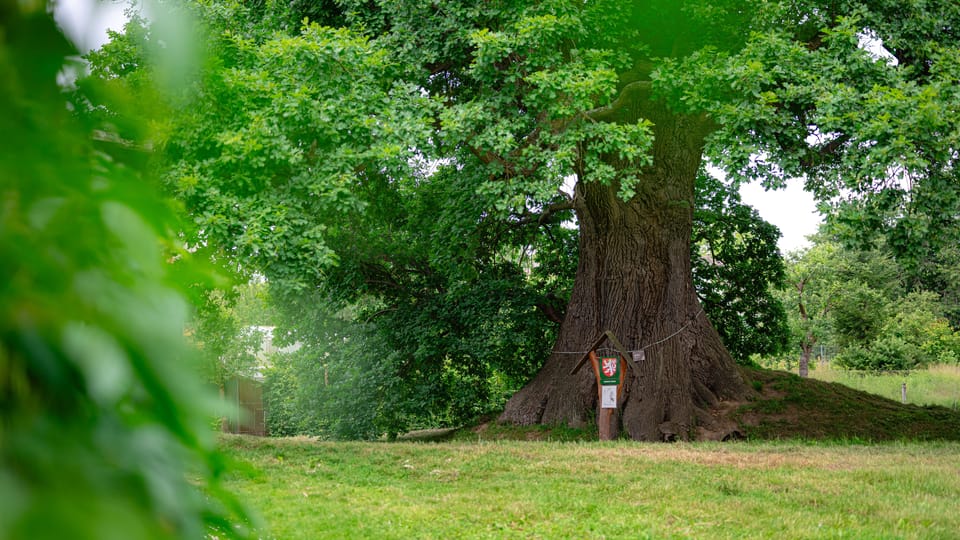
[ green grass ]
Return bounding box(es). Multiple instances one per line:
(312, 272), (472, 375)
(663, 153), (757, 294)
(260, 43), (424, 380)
(219, 366), (960, 537)
(807, 364), (960, 409)
(220, 435), (960, 539)
(736, 367), (960, 441)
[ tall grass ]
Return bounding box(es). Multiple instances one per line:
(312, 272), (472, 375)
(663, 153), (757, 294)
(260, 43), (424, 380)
(806, 364), (960, 409)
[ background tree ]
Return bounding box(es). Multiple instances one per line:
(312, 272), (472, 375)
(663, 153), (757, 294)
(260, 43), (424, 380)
(693, 169), (789, 362)
(89, 0), (960, 440)
(778, 234), (960, 373)
(830, 175), (960, 329)
(187, 280), (278, 432)
(783, 240), (904, 376)
(190, 283), (270, 389)
(781, 243), (838, 377)
(815, 243), (899, 346)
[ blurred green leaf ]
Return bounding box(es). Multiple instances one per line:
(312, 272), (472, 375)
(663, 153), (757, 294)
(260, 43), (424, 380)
(0, 1), (253, 538)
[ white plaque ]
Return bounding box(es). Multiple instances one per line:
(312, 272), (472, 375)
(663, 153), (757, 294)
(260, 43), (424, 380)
(601, 385), (617, 409)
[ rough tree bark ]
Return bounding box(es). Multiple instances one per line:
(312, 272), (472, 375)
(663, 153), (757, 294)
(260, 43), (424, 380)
(500, 95), (753, 441)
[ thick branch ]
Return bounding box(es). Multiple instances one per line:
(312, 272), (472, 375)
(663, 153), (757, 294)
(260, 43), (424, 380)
(585, 80), (653, 124)
(512, 199), (576, 227)
(467, 144), (511, 173)
(467, 119), (546, 177)
(485, 199), (575, 256)
(535, 293), (566, 324)
(800, 134), (851, 169)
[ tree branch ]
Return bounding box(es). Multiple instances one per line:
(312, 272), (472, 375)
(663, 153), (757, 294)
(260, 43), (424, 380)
(535, 293), (566, 324)
(467, 144), (512, 174)
(800, 134), (851, 169)
(584, 80), (653, 123)
(466, 117), (547, 177)
(512, 199), (576, 227)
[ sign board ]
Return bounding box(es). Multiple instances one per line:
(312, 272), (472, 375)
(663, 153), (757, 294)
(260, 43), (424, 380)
(591, 353), (625, 411)
(571, 331), (638, 440)
(598, 357), (621, 386)
(600, 385), (618, 409)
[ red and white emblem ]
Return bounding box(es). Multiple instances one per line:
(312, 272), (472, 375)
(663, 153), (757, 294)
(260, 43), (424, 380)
(601, 358), (618, 377)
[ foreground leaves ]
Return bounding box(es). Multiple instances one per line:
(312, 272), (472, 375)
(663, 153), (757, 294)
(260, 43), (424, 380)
(1, 2), (251, 537)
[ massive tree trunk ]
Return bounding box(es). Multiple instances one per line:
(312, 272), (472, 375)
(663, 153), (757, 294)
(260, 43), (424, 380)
(500, 98), (752, 441)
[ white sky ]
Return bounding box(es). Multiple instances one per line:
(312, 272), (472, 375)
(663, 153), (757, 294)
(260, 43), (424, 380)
(739, 180), (820, 254)
(54, 0), (129, 53)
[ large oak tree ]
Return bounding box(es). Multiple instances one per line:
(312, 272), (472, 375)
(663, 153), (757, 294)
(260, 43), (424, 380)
(91, 0), (960, 440)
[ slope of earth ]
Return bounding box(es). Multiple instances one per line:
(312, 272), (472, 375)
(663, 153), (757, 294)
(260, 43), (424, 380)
(449, 367), (960, 442)
(735, 367), (960, 441)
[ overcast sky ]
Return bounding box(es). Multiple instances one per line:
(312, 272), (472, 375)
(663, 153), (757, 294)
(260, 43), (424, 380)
(56, 0), (822, 254)
(739, 180), (819, 253)
(55, 0), (128, 53)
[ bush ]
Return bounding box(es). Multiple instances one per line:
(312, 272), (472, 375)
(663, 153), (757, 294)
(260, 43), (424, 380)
(832, 292), (960, 371)
(261, 336), (393, 440)
(262, 354), (310, 437)
(834, 337), (918, 371)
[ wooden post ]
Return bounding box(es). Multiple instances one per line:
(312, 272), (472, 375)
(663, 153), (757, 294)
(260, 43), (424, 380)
(589, 351), (625, 441)
(901, 382), (907, 404)
(570, 330), (636, 441)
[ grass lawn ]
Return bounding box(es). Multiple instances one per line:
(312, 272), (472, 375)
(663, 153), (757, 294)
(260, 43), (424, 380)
(220, 435), (960, 539)
(808, 364), (960, 409)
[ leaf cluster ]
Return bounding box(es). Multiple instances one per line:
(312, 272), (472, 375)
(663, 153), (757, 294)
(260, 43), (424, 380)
(114, 8), (437, 294)
(693, 170), (789, 361)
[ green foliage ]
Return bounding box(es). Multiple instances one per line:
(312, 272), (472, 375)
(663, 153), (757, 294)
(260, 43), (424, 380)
(829, 174), (960, 330)
(102, 8), (436, 293)
(86, 0), (960, 435)
(777, 237), (960, 372)
(922, 244), (960, 329)
(834, 341), (907, 371)
(693, 170), (789, 361)
(261, 261), (559, 439)
(190, 284), (269, 387)
(835, 292), (960, 370)
(831, 282), (892, 347)
(125, 0), (960, 312)
(0, 2), (249, 537)
(262, 321), (398, 440)
(258, 351), (305, 437)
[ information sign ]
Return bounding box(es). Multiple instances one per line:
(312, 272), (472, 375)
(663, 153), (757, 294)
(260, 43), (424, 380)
(600, 385), (618, 409)
(598, 356), (620, 386)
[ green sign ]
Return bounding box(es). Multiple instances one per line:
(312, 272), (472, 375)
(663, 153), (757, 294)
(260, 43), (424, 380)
(598, 357), (620, 386)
